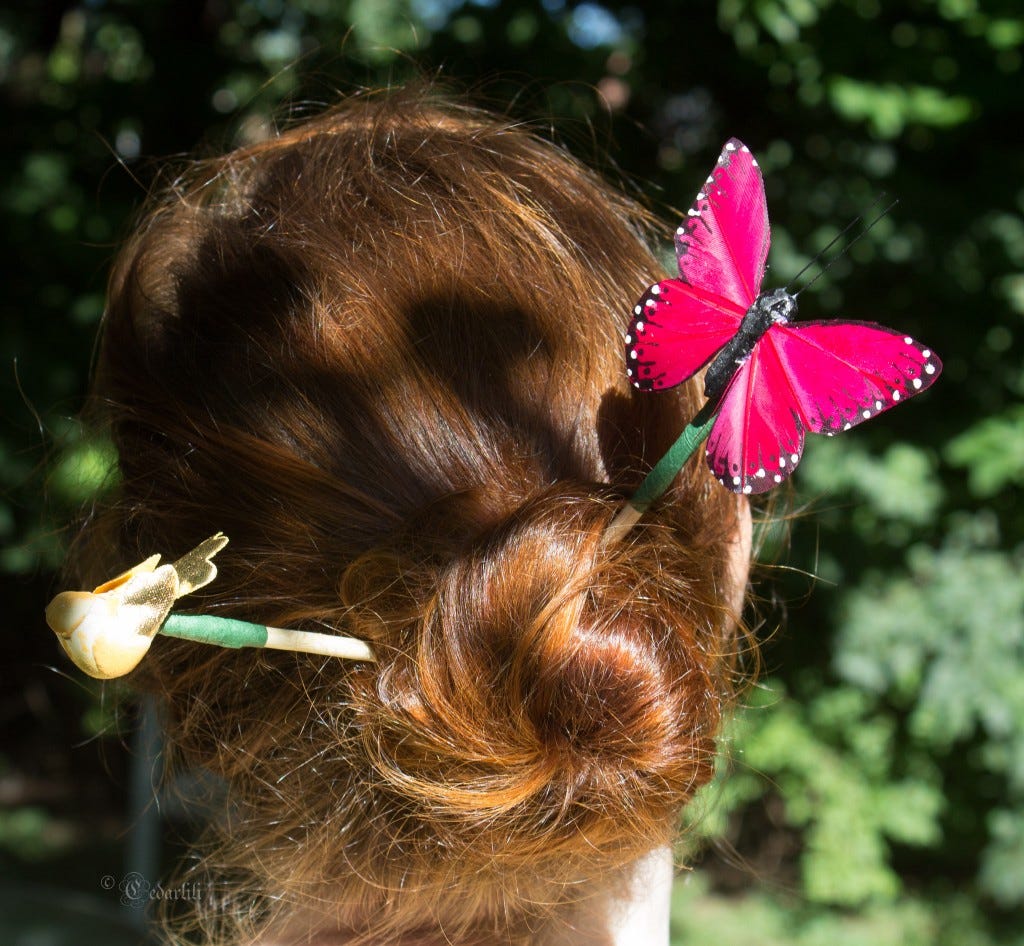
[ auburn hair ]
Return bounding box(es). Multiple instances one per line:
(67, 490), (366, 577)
(68, 87), (747, 945)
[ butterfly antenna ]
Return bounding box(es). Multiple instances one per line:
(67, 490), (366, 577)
(785, 206), (878, 292)
(787, 196), (896, 296)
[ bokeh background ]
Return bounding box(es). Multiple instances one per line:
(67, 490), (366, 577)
(2, 1), (1022, 944)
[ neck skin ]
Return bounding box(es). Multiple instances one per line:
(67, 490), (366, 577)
(609, 845), (674, 946)
(542, 845), (674, 946)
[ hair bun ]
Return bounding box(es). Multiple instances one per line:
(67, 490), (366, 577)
(344, 484), (732, 864)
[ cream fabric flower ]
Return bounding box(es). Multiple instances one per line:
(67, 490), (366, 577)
(45, 534), (228, 679)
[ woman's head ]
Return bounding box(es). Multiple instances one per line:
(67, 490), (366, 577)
(70, 87), (750, 944)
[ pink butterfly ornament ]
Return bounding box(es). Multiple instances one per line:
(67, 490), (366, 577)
(625, 138), (941, 496)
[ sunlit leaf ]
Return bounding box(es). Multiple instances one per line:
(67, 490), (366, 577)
(799, 439), (944, 527)
(49, 435), (118, 505)
(947, 407), (1024, 497)
(829, 78), (974, 137)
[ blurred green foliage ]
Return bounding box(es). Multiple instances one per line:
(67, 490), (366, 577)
(2, 0), (1023, 943)
(948, 406), (1024, 496)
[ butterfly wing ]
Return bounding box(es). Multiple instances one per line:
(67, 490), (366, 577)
(768, 321), (942, 434)
(705, 320), (942, 493)
(705, 348), (806, 494)
(626, 139), (769, 391)
(676, 138), (770, 310)
(626, 280), (742, 391)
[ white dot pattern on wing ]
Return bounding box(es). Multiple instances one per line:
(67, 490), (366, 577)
(627, 297), (941, 490)
(700, 334), (941, 494)
(810, 336), (940, 435)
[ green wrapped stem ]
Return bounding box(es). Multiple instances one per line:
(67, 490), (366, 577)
(161, 613), (269, 649)
(159, 613), (376, 661)
(602, 402), (719, 547)
(628, 402), (718, 514)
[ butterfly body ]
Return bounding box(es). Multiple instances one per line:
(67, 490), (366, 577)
(625, 139), (941, 494)
(704, 288), (796, 401)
